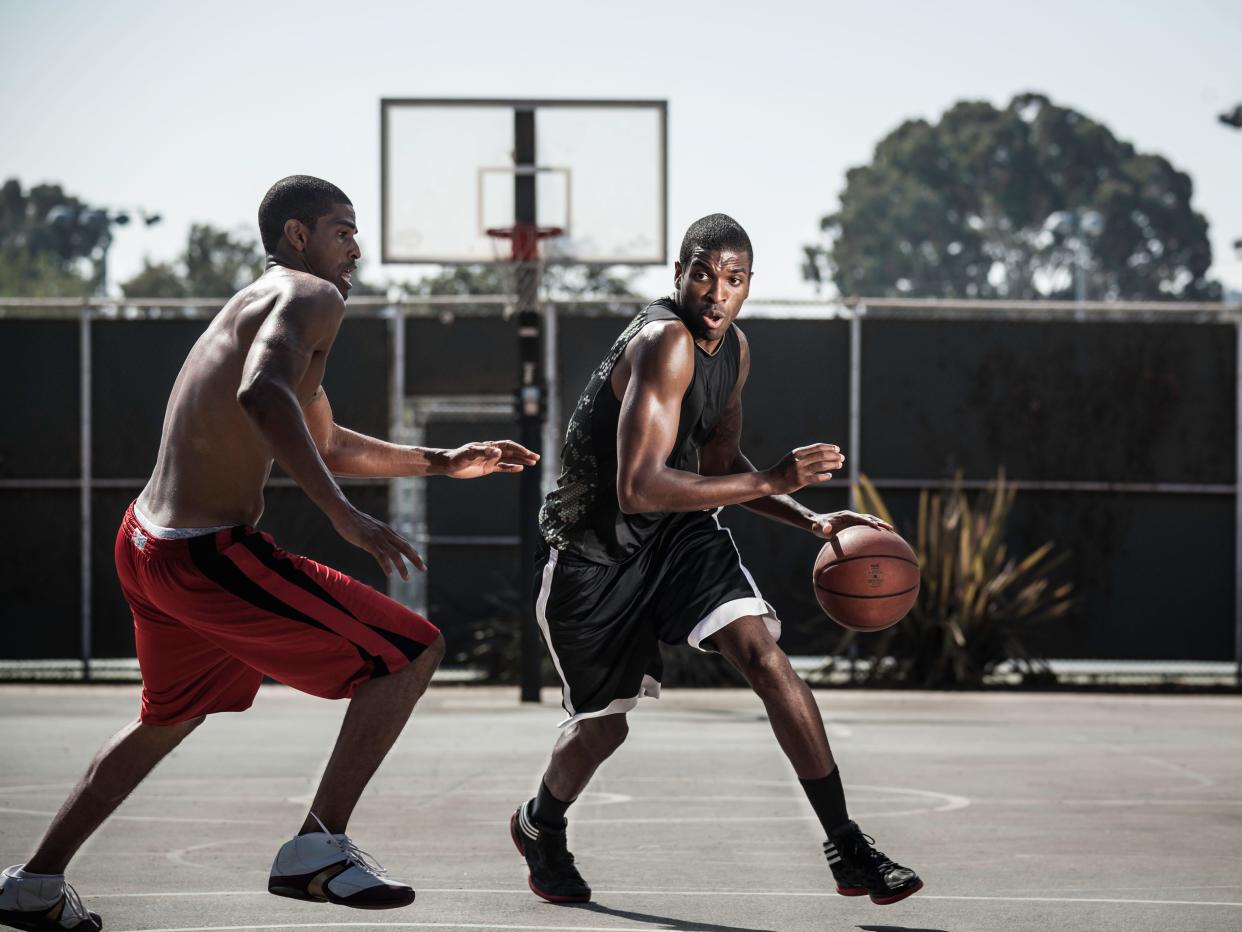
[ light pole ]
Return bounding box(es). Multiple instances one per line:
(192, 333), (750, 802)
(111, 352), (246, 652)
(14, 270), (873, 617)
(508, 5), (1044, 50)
(45, 205), (162, 295)
(1043, 208), (1104, 302)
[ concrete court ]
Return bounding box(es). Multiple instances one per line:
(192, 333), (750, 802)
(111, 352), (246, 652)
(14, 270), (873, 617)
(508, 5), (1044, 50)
(1, 684), (1240, 932)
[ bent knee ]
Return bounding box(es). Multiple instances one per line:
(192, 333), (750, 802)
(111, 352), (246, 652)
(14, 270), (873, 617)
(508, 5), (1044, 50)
(741, 644), (794, 688)
(578, 714), (629, 754)
(403, 633), (445, 672)
(424, 633), (446, 665)
(141, 714), (205, 737)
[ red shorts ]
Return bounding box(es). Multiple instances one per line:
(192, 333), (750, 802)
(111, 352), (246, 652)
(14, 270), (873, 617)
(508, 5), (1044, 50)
(115, 503), (440, 725)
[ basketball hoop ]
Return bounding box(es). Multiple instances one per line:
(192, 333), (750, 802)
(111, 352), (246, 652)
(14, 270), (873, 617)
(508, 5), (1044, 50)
(485, 225), (564, 263)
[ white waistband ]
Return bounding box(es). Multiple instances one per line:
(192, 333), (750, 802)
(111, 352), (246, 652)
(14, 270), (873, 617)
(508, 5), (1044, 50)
(133, 502), (234, 540)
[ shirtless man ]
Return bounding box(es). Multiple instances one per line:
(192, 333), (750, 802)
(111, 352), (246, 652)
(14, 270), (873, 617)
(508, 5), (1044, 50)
(0, 175), (537, 932)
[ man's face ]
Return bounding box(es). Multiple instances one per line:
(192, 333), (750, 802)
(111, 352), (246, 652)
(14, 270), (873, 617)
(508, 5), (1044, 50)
(302, 203), (360, 298)
(674, 247), (752, 341)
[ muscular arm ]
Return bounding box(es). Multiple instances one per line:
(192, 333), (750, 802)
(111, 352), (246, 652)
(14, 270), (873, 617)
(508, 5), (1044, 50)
(699, 329), (821, 532)
(616, 323), (785, 514)
(304, 388), (539, 479)
(236, 283), (352, 524)
(304, 388), (449, 477)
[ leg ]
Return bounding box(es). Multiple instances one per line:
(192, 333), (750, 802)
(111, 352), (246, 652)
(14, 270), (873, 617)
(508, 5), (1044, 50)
(300, 634), (445, 835)
(541, 712), (630, 805)
(712, 615), (922, 905)
(25, 716), (204, 874)
(711, 615), (835, 779)
(511, 713), (627, 904)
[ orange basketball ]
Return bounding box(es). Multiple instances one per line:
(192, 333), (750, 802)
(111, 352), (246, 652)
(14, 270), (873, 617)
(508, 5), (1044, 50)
(813, 525), (920, 632)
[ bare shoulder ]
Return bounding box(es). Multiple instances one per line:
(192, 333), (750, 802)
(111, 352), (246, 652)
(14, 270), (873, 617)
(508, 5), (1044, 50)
(631, 318), (694, 366)
(277, 269), (345, 317)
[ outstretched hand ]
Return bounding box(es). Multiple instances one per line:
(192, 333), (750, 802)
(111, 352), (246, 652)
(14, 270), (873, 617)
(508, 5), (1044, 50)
(810, 510), (893, 540)
(444, 440), (539, 479)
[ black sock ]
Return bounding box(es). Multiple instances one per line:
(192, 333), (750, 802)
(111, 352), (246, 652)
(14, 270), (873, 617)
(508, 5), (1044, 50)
(799, 767), (851, 836)
(530, 780), (573, 828)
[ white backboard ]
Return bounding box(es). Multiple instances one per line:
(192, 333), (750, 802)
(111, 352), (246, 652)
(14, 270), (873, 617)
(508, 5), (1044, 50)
(381, 98), (667, 265)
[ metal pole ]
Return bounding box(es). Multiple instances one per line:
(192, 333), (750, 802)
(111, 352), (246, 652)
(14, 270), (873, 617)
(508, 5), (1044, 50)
(387, 307), (406, 601)
(80, 304), (93, 681)
(848, 304), (863, 512)
(514, 108), (544, 703)
(1075, 240), (1087, 305)
(541, 299), (561, 499)
(1236, 320), (1242, 689)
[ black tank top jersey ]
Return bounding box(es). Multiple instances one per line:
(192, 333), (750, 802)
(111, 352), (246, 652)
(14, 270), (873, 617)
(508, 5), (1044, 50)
(539, 297), (742, 564)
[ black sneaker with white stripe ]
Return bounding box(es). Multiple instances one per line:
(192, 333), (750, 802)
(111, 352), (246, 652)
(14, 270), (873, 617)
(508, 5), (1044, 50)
(509, 801), (591, 903)
(823, 821), (922, 905)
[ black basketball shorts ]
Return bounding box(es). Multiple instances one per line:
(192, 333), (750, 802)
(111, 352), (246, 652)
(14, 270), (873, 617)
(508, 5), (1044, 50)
(533, 509), (781, 725)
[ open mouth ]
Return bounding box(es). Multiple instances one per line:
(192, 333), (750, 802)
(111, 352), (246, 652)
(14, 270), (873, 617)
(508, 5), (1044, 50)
(702, 309), (725, 328)
(341, 268), (354, 286)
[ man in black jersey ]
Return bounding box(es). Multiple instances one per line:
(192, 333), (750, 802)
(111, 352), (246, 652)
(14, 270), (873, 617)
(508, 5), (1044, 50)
(510, 214), (922, 907)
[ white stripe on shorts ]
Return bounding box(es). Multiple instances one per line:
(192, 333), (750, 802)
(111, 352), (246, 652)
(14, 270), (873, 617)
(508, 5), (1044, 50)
(534, 548), (576, 717)
(559, 674), (661, 728)
(684, 510), (782, 652)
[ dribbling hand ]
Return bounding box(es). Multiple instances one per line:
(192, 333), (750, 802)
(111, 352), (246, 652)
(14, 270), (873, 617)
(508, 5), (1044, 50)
(810, 510), (894, 540)
(333, 506), (426, 579)
(767, 443), (845, 494)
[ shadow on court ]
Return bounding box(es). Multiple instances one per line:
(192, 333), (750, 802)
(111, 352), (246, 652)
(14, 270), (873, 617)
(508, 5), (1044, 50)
(569, 899), (777, 931)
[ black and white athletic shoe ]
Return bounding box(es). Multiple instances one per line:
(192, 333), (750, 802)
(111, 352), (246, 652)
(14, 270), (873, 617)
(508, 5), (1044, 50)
(509, 801), (591, 903)
(824, 821), (923, 905)
(268, 815), (415, 910)
(0, 866), (101, 931)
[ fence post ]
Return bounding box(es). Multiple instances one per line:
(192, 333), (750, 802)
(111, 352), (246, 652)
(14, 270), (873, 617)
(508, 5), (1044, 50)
(1236, 319), (1241, 689)
(79, 303), (93, 681)
(848, 303), (864, 512)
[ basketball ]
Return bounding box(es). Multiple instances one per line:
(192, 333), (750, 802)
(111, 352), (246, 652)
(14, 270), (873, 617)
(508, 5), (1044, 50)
(813, 526), (920, 632)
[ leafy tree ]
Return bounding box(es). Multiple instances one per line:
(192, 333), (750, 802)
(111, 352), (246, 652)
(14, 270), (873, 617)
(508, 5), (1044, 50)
(804, 93), (1220, 301)
(0, 178), (115, 296)
(407, 263), (638, 298)
(123, 224), (263, 298)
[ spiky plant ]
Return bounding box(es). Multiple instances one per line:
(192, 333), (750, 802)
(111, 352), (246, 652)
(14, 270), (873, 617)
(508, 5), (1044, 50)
(842, 471), (1074, 687)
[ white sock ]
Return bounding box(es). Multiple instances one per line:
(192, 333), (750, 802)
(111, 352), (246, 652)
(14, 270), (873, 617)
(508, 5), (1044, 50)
(12, 867), (65, 881)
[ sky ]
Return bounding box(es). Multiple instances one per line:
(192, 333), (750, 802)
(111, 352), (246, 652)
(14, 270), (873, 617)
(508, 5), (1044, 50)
(2, 0), (1240, 300)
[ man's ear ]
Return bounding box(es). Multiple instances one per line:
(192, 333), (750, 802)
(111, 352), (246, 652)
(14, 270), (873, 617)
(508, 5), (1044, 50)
(283, 218), (309, 252)
(673, 260), (683, 289)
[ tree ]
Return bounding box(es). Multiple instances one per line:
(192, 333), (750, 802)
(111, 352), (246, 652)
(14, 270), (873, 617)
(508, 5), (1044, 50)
(407, 263), (638, 298)
(804, 93), (1221, 301)
(123, 224), (263, 298)
(0, 178), (115, 296)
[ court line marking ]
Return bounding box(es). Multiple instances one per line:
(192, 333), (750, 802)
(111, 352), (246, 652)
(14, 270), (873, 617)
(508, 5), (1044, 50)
(0, 806), (273, 825)
(112, 924), (649, 932)
(480, 785), (971, 824)
(90, 888), (1242, 907)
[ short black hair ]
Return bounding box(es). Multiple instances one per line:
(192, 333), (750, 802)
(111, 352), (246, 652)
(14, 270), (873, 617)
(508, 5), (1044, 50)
(678, 213), (753, 270)
(257, 175), (351, 253)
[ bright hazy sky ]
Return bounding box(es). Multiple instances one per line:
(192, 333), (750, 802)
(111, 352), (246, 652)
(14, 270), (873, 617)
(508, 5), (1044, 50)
(3, 0), (1239, 299)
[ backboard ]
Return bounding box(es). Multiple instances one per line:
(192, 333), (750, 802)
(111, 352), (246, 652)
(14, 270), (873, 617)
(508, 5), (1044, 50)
(381, 98), (667, 265)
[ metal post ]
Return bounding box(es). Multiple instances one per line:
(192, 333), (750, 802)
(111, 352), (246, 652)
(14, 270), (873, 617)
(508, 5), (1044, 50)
(1074, 237), (1087, 305)
(79, 304), (93, 681)
(1236, 320), (1242, 689)
(848, 304), (863, 513)
(514, 108), (544, 704)
(541, 299), (561, 499)
(387, 307), (407, 601)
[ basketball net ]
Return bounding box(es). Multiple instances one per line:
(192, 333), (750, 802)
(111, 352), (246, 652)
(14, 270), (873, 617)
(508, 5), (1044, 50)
(486, 225), (563, 316)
